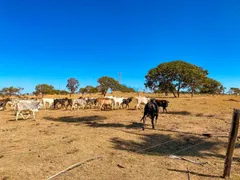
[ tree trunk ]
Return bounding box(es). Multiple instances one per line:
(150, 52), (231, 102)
(177, 83), (181, 98)
(171, 90), (177, 98)
(191, 87), (194, 97)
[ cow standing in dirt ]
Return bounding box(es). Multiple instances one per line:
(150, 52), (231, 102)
(155, 99), (169, 113)
(140, 99), (159, 130)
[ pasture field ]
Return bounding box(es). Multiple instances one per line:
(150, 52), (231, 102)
(1, 95), (240, 180)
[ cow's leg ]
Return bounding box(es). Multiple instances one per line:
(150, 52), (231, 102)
(136, 103), (139, 110)
(142, 116), (146, 130)
(32, 111), (36, 120)
(16, 111), (20, 121)
(151, 114), (155, 129)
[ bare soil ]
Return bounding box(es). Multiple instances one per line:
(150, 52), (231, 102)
(0, 95), (240, 180)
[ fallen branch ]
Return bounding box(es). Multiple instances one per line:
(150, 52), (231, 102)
(187, 167), (191, 180)
(47, 156), (103, 180)
(169, 155), (207, 166)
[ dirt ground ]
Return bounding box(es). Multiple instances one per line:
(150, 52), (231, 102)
(0, 95), (240, 180)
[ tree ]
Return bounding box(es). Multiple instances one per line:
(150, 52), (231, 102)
(35, 84), (55, 97)
(79, 86), (98, 94)
(53, 89), (69, 95)
(119, 84), (135, 93)
(0, 86), (24, 97)
(66, 78), (79, 96)
(145, 60), (208, 97)
(79, 88), (86, 94)
(228, 87), (240, 95)
(199, 78), (224, 94)
(97, 76), (121, 96)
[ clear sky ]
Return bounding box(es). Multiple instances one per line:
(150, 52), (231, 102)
(0, 0), (239, 93)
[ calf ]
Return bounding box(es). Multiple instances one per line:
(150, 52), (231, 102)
(155, 100), (169, 113)
(121, 97), (133, 109)
(140, 100), (159, 130)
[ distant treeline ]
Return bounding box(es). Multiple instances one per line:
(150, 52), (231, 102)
(0, 60), (237, 98)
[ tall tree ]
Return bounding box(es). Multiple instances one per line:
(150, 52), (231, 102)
(145, 60), (208, 97)
(97, 76), (121, 96)
(35, 84), (55, 97)
(66, 78), (79, 96)
(0, 86), (24, 97)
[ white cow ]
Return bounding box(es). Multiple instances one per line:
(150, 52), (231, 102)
(135, 96), (150, 110)
(42, 98), (55, 109)
(15, 100), (43, 120)
(112, 96), (125, 109)
(72, 99), (87, 110)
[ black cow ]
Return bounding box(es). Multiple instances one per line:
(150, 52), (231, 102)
(121, 97), (133, 109)
(86, 98), (97, 108)
(155, 100), (169, 113)
(54, 98), (72, 110)
(140, 99), (159, 130)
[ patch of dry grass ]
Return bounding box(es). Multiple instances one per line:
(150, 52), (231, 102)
(0, 95), (240, 180)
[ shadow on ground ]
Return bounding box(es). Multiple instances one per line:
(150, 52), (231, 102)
(110, 133), (226, 158)
(167, 111), (191, 116)
(224, 98), (239, 102)
(43, 115), (106, 123)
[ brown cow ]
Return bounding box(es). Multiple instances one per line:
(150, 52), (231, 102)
(97, 98), (114, 110)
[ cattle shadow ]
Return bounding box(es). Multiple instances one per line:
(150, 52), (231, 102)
(224, 99), (239, 102)
(167, 111), (191, 116)
(110, 133), (226, 158)
(43, 115), (106, 123)
(167, 169), (221, 179)
(85, 121), (143, 129)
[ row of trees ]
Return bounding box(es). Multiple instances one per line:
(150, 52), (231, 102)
(32, 76), (135, 97)
(1, 61), (237, 97)
(145, 60), (225, 97)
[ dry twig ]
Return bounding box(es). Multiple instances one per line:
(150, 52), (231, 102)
(47, 156), (103, 180)
(169, 155), (207, 166)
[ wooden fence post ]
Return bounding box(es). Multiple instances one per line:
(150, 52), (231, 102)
(223, 109), (240, 178)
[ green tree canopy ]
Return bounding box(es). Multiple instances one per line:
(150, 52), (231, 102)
(145, 60), (208, 97)
(79, 86), (98, 94)
(97, 76), (135, 95)
(97, 76), (121, 95)
(34, 84), (55, 97)
(199, 78), (224, 94)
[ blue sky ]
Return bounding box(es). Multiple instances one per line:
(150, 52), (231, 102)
(0, 0), (239, 93)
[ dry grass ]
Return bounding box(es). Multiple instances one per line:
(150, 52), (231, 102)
(0, 94), (240, 180)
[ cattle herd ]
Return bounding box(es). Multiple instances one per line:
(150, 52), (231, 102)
(0, 96), (169, 129)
